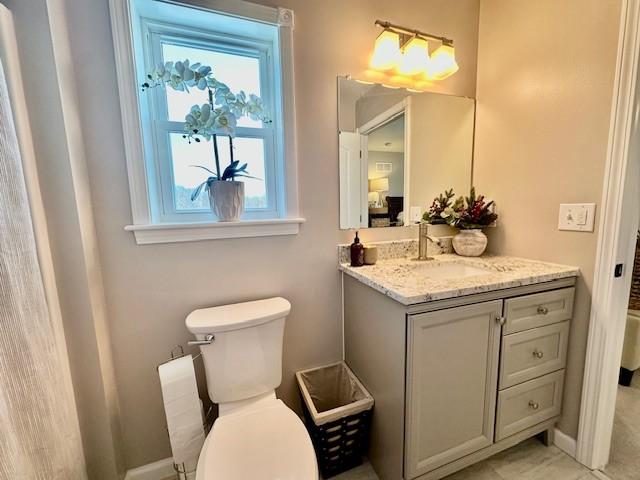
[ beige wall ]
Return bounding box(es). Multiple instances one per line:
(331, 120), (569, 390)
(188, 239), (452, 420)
(356, 89), (408, 128)
(409, 93), (475, 211)
(474, 0), (622, 438)
(50, 0), (480, 469)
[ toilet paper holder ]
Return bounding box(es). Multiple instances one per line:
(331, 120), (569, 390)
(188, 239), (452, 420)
(157, 345), (214, 426)
(157, 345), (214, 480)
(157, 345), (202, 370)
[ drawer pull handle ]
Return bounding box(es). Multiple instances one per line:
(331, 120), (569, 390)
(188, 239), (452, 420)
(495, 316), (506, 326)
(537, 306), (549, 315)
(533, 349), (545, 359)
(528, 401), (540, 410)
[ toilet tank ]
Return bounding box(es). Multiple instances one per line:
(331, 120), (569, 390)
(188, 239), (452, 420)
(186, 297), (291, 404)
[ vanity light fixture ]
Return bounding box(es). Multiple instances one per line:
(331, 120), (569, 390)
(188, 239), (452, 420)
(370, 20), (459, 83)
(370, 28), (402, 71)
(398, 36), (432, 76)
(428, 43), (459, 80)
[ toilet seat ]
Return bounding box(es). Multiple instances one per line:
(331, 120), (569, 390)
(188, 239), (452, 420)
(196, 399), (318, 480)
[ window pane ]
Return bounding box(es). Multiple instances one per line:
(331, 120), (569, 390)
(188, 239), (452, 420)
(215, 136), (267, 209)
(169, 133), (267, 211)
(162, 43), (262, 128)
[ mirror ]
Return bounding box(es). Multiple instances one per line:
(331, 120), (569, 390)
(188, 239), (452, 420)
(338, 76), (475, 229)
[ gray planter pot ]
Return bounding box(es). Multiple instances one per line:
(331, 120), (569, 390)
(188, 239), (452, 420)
(208, 180), (244, 222)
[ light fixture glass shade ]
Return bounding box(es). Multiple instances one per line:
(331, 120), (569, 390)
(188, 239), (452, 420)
(369, 177), (390, 192)
(398, 36), (431, 76)
(370, 30), (401, 71)
(427, 44), (459, 80)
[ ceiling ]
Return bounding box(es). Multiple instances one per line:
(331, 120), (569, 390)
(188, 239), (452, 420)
(367, 114), (405, 153)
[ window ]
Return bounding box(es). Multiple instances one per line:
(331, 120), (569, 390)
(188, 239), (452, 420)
(110, 0), (302, 243)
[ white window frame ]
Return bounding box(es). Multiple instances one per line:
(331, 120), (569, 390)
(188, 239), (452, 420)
(109, 0), (303, 244)
(145, 24), (279, 222)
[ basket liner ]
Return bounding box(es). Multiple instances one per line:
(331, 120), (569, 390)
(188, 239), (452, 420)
(296, 361), (374, 426)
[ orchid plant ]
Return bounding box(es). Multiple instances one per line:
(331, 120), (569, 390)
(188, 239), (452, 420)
(141, 59), (265, 201)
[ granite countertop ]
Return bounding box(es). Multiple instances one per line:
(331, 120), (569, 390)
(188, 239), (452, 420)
(339, 254), (580, 305)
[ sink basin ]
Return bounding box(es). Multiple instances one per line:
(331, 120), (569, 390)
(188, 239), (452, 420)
(413, 262), (492, 280)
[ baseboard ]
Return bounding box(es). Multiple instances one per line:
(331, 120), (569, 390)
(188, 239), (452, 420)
(554, 428), (577, 458)
(591, 470), (612, 480)
(124, 457), (175, 480)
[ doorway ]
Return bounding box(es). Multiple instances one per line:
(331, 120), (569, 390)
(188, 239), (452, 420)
(576, 0), (640, 476)
(603, 235), (640, 479)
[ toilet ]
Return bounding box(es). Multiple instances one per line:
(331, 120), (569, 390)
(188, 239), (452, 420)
(186, 297), (318, 480)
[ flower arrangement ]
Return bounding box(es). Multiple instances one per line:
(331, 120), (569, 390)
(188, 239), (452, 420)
(422, 188), (455, 224)
(141, 60), (265, 202)
(423, 187), (497, 257)
(444, 187), (498, 229)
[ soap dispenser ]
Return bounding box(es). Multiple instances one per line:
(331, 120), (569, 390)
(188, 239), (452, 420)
(350, 231), (365, 267)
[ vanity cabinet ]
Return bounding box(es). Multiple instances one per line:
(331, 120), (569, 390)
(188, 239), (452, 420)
(343, 275), (575, 480)
(405, 301), (501, 478)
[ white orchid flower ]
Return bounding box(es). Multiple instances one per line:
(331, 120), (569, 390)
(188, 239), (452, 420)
(213, 106), (237, 135)
(145, 58), (265, 143)
(245, 94), (264, 121)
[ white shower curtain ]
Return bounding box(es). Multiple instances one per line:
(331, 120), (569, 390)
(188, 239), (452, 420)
(0, 54), (87, 478)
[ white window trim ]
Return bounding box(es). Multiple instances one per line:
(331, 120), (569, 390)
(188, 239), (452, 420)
(109, 0), (302, 244)
(142, 23), (280, 222)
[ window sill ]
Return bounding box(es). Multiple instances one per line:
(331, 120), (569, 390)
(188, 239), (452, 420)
(124, 218), (306, 244)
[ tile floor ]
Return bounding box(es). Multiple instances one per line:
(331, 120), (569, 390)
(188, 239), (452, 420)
(604, 372), (640, 480)
(332, 438), (601, 480)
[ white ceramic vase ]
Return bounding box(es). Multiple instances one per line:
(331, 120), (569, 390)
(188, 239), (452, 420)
(208, 180), (244, 222)
(452, 229), (488, 257)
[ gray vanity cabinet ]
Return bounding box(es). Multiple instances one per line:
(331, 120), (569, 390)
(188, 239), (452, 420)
(343, 274), (576, 480)
(405, 301), (502, 478)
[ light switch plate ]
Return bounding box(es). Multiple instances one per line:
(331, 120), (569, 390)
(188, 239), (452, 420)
(409, 206), (422, 222)
(558, 203), (596, 232)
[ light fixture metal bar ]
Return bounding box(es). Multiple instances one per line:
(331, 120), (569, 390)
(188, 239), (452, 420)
(374, 20), (453, 46)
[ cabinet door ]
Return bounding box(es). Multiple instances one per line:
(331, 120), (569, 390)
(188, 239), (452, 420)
(405, 300), (502, 479)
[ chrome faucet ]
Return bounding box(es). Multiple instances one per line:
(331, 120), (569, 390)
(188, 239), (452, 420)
(416, 223), (442, 261)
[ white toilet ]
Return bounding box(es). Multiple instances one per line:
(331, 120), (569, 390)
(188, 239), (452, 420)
(186, 297), (318, 480)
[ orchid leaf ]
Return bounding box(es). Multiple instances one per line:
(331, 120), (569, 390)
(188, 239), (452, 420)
(191, 165), (217, 176)
(233, 174), (260, 180)
(190, 181), (208, 201)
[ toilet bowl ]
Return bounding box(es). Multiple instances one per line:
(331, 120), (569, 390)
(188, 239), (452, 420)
(186, 297), (318, 480)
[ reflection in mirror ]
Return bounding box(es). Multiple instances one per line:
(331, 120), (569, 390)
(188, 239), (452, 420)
(338, 76), (475, 229)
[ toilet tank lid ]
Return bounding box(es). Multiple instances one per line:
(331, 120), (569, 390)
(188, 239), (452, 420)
(186, 297), (291, 334)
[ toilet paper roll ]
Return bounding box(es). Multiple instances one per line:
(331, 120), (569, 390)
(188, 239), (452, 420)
(158, 355), (206, 466)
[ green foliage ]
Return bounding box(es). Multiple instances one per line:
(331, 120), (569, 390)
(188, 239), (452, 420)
(189, 162), (259, 201)
(447, 187), (498, 229)
(423, 188), (455, 224)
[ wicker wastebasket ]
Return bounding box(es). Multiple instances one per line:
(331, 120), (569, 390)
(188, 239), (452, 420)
(296, 362), (374, 478)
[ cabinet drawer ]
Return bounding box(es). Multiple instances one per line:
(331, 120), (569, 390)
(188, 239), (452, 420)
(496, 370), (564, 441)
(504, 288), (574, 334)
(500, 321), (570, 389)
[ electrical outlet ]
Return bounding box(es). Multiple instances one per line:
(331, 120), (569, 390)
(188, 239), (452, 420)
(409, 206), (422, 222)
(558, 203), (596, 232)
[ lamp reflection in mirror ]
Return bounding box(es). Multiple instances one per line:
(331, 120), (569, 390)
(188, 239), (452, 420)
(369, 177), (389, 207)
(370, 29), (401, 71)
(398, 36), (431, 76)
